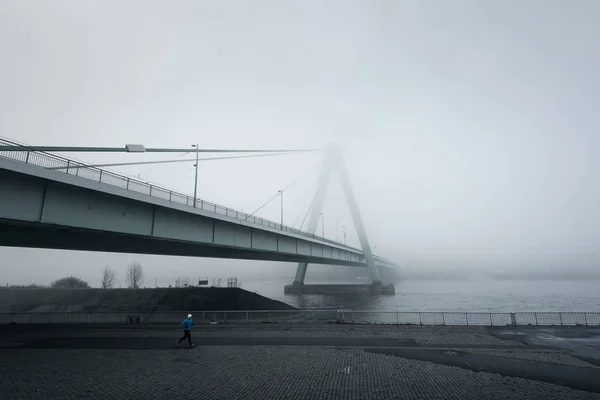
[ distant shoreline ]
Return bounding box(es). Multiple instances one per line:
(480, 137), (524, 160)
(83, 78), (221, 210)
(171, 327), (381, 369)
(306, 270), (600, 282)
(398, 275), (600, 281)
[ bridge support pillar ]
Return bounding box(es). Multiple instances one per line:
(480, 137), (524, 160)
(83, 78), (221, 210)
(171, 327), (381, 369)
(292, 262), (308, 288)
(284, 280), (305, 294)
(284, 281), (395, 295)
(333, 146), (381, 284)
(290, 149), (333, 288)
(286, 144), (385, 295)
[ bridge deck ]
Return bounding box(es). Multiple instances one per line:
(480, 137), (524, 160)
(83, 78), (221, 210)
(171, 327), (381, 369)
(0, 141), (395, 268)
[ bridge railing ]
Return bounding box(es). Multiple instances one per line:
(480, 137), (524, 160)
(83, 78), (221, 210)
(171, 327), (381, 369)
(1, 311), (598, 326)
(0, 138), (370, 256)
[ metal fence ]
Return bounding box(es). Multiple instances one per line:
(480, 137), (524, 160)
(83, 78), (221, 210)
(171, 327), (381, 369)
(1, 311), (598, 326)
(0, 138), (371, 257)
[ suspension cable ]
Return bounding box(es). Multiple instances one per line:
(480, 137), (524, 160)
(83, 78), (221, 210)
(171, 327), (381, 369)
(47, 151), (296, 170)
(290, 172), (320, 229)
(0, 143), (322, 154)
(297, 192), (317, 232)
(244, 161), (322, 221)
(135, 151), (192, 179)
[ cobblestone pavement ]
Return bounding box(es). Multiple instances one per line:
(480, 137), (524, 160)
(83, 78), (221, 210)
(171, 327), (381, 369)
(2, 325), (600, 399)
(462, 348), (600, 368)
(194, 325), (523, 346)
(1, 346), (599, 400)
(1, 324), (525, 346)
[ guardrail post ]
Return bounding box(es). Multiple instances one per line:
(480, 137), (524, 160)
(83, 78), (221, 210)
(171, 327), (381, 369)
(442, 313), (445, 325)
(126, 178), (130, 189)
(489, 313), (493, 326)
(169, 191), (172, 201)
(200, 200), (203, 209)
(465, 313), (469, 326)
(534, 313), (538, 326)
(510, 313), (517, 326)
(66, 160), (70, 174)
(149, 185), (153, 195)
(25, 151), (30, 163)
(246, 311), (249, 323)
(584, 313), (588, 326)
(419, 312), (422, 325)
(396, 312), (399, 325)
(99, 170), (103, 182)
(559, 313), (563, 326)
(202, 312), (205, 324)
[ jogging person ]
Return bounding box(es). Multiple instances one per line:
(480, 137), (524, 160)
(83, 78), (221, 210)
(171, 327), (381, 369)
(176, 314), (194, 348)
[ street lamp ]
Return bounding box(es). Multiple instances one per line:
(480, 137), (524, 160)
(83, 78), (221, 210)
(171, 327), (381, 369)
(192, 144), (199, 207)
(278, 190), (283, 227)
(341, 225), (346, 245)
(320, 213), (325, 238)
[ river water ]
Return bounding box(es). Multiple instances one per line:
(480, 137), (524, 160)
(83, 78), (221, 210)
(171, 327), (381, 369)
(242, 278), (600, 312)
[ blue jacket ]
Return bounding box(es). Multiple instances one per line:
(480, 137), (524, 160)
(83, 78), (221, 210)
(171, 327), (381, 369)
(181, 318), (192, 331)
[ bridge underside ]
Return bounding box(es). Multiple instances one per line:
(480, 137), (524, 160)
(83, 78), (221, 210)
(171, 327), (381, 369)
(0, 219), (368, 267)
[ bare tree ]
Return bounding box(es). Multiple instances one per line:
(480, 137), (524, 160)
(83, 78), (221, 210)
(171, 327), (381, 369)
(125, 261), (144, 289)
(101, 266), (116, 289)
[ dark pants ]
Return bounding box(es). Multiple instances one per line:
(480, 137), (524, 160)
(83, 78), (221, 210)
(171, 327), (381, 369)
(178, 330), (192, 345)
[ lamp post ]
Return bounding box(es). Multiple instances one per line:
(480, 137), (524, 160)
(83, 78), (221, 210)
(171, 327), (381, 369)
(341, 225), (346, 245)
(192, 144), (199, 207)
(278, 190), (283, 228)
(320, 213), (325, 238)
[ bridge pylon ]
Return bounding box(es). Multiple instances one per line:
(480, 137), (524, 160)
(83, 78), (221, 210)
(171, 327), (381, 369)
(288, 144), (382, 293)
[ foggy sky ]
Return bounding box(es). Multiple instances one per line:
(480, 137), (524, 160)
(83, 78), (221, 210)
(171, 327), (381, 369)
(1, 1), (599, 286)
